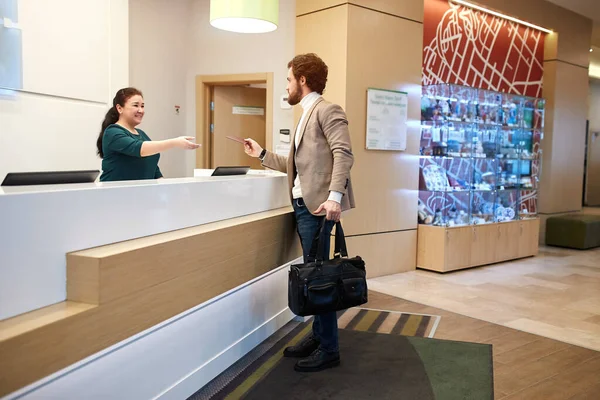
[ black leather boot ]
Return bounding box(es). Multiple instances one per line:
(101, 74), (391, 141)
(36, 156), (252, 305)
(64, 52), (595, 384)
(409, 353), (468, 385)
(294, 349), (340, 372)
(283, 335), (320, 358)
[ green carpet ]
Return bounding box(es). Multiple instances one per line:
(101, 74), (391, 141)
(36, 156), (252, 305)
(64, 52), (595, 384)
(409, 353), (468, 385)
(409, 335), (494, 400)
(190, 311), (493, 400)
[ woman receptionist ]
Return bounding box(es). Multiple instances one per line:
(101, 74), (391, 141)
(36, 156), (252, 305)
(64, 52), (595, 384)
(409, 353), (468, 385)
(97, 87), (199, 182)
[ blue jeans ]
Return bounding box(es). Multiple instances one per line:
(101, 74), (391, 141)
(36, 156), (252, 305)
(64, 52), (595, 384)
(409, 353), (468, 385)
(292, 198), (339, 354)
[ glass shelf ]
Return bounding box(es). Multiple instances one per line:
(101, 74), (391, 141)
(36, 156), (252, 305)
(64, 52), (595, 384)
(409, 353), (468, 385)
(418, 83), (544, 226)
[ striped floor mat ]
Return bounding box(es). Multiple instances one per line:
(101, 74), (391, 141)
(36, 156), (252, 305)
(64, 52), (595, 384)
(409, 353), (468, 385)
(338, 308), (440, 338)
(188, 308), (441, 400)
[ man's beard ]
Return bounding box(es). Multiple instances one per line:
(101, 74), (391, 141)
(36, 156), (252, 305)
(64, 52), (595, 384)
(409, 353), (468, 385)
(287, 85), (302, 105)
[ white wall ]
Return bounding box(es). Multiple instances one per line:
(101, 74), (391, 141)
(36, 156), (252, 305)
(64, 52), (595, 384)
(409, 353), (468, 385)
(128, 0), (296, 177)
(0, 0), (129, 182)
(129, 0), (191, 178)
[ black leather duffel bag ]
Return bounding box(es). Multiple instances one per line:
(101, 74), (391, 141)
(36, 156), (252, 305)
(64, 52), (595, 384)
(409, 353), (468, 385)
(288, 220), (368, 317)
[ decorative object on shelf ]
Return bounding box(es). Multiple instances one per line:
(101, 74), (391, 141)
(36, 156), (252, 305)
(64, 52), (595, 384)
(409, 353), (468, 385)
(433, 209), (444, 226)
(417, 199), (430, 224)
(418, 83), (544, 225)
(432, 142), (448, 156)
(421, 164), (450, 191)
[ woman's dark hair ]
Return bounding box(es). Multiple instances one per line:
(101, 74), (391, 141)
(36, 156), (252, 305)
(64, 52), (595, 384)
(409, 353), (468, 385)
(96, 87), (143, 158)
(287, 53), (328, 95)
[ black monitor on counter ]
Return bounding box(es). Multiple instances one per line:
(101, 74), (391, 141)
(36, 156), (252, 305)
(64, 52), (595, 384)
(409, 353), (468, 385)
(211, 166), (250, 176)
(1, 170), (100, 186)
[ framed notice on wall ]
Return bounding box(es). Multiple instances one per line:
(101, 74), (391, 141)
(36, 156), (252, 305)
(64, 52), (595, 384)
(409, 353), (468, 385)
(365, 88), (408, 151)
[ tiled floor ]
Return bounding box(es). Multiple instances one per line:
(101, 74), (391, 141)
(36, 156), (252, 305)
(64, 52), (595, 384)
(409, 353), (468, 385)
(368, 245), (600, 352)
(368, 291), (600, 400)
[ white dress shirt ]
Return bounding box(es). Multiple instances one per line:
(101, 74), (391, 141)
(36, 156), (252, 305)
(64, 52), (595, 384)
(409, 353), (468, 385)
(291, 91), (343, 204)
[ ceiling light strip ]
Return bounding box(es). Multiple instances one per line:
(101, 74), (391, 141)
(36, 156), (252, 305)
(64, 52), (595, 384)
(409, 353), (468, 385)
(450, 0), (553, 34)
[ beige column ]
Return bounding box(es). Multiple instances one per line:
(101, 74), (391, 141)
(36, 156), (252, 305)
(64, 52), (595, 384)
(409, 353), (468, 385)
(295, 1), (424, 276)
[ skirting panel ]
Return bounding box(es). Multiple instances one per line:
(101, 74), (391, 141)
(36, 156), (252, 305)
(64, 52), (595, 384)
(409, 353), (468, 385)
(345, 230), (417, 278)
(3, 262), (299, 400)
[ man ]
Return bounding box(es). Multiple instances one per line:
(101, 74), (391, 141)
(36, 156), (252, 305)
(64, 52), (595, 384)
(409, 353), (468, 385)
(244, 53), (355, 372)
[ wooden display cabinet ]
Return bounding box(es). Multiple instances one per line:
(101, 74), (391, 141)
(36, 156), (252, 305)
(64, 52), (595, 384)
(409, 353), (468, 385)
(416, 218), (539, 273)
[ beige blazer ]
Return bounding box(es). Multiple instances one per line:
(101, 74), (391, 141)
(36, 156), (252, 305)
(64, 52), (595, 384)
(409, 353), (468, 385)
(262, 98), (355, 215)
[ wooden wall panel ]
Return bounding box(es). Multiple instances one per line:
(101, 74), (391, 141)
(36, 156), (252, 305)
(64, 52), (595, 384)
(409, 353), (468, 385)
(351, 0), (424, 22)
(0, 302), (95, 342)
(296, 0), (424, 22)
(343, 5), (423, 236)
(0, 209), (301, 397)
(417, 224), (445, 271)
(295, 5), (348, 112)
(544, 31), (558, 62)
(66, 257), (100, 304)
(538, 60), (557, 214)
(346, 230), (417, 278)
(68, 209), (296, 304)
(296, 0), (346, 16)
(540, 61), (589, 214)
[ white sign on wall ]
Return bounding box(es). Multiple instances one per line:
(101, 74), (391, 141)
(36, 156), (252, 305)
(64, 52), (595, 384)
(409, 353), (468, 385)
(365, 88), (408, 151)
(232, 106), (264, 115)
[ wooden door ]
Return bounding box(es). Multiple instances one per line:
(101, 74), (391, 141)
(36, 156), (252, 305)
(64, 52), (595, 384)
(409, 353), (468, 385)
(445, 226), (472, 271)
(212, 86), (266, 169)
(518, 218), (540, 258)
(496, 222), (520, 262)
(471, 224), (497, 267)
(416, 225), (447, 272)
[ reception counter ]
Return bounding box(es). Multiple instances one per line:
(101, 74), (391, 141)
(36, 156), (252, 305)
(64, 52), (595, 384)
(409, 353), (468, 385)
(0, 171), (302, 399)
(0, 170), (289, 320)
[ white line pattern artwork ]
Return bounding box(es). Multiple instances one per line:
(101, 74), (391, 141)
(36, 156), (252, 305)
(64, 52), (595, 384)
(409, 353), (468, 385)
(423, 0), (545, 97)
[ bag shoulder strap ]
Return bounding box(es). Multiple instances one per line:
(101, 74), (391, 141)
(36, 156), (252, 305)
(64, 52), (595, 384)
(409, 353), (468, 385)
(307, 218), (329, 262)
(307, 220), (349, 262)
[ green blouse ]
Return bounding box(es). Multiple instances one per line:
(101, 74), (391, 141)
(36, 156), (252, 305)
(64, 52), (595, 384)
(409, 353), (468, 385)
(100, 124), (163, 182)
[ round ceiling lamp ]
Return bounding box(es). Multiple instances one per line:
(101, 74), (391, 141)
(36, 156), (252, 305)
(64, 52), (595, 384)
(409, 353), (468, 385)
(210, 0), (279, 33)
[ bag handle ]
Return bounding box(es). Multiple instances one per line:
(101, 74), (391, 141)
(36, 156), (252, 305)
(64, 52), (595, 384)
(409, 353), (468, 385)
(307, 219), (348, 262)
(333, 222), (348, 258)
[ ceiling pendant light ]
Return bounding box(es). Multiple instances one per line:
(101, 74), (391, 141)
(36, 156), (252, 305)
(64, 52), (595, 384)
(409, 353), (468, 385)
(210, 0), (279, 33)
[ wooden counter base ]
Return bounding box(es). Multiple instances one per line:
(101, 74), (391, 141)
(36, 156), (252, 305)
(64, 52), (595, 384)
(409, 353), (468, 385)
(0, 207), (301, 397)
(417, 219), (540, 273)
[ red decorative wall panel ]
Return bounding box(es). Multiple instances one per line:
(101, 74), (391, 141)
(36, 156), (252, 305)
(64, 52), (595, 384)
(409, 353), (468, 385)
(423, 0), (545, 97)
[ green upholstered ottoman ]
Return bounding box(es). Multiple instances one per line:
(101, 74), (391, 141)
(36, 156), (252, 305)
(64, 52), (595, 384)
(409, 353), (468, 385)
(546, 214), (600, 249)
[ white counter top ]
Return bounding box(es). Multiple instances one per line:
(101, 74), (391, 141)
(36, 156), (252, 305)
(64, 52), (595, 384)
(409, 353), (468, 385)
(0, 170), (290, 320)
(0, 169), (286, 196)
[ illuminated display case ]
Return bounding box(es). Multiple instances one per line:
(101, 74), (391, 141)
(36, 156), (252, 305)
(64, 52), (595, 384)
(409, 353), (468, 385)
(417, 84), (543, 272)
(418, 83), (544, 227)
